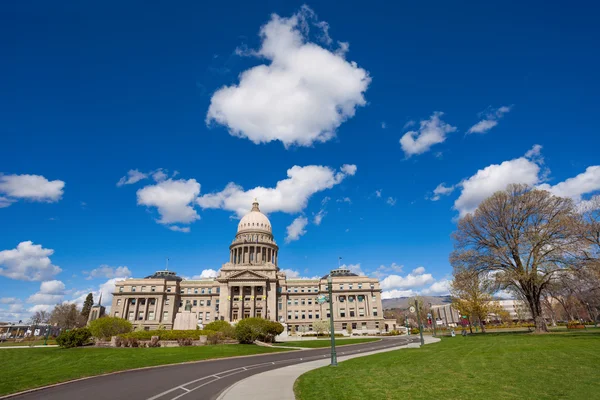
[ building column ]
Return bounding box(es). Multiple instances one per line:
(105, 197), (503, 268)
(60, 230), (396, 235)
(156, 296), (164, 323)
(219, 284), (229, 322)
(134, 298), (140, 322)
(143, 298), (150, 321)
(268, 281), (277, 321)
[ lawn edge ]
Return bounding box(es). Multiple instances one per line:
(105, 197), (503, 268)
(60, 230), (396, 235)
(0, 346), (294, 400)
(272, 338), (382, 348)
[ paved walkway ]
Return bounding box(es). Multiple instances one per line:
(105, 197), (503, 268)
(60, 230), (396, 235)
(0, 345), (58, 349)
(217, 336), (440, 400)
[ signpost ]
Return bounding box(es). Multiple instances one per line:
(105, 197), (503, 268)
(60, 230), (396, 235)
(414, 300), (425, 346)
(327, 275), (337, 366)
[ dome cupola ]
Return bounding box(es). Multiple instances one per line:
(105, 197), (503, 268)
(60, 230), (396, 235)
(237, 199), (272, 234)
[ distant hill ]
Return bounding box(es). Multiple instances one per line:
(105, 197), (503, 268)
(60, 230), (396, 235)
(382, 295), (451, 310)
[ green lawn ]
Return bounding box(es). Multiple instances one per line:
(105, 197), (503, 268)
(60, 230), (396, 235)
(0, 344), (288, 396)
(273, 338), (379, 348)
(295, 330), (600, 400)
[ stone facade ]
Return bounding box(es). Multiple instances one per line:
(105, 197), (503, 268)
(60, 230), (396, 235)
(110, 200), (386, 334)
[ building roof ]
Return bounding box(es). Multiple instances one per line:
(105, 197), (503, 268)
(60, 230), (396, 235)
(144, 270), (183, 281)
(321, 266), (359, 279)
(237, 200), (272, 234)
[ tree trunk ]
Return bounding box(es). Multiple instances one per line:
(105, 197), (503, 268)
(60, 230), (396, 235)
(479, 317), (486, 333)
(526, 290), (549, 333)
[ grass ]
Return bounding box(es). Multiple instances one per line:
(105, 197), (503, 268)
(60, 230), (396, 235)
(0, 344), (289, 396)
(0, 339), (57, 347)
(294, 330), (600, 400)
(273, 338), (379, 348)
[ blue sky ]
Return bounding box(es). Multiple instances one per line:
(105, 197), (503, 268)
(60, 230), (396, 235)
(1, 1), (599, 321)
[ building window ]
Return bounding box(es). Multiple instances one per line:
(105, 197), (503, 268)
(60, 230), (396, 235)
(358, 295), (364, 302)
(301, 288), (305, 293)
(138, 312), (144, 320)
(372, 308), (378, 317)
(375, 322), (379, 329)
(180, 290), (184, 294)
(350, 310), (355, 317)
(358, 283), (362, 289)
(151, 286), (156, 292)
(294, 311), (299, 320)
(207, 300), (211, 306)
(349, 284), (353, 290)
(119, 287), (123, 293)
(287, 300), (292, 305)
(128, 311), (134, 320)
(114, 312), (119, 318)
(278, 302), (282, 310)
(316, 313), (320, 319)
(201, 288), (205, 294)
(165, 298), (170, 305)
(140, 299), (146, 305)
(294, 288), (298, 293)
(141, 286), (146, 292)
(163, 311), (168, 320)
(217, 287), (220, 293)
(301, 299), (305, 305)
(359, 308), (365, 317)
(294, 300), (299, 305)
(362, 322), (367, 329)
(340, 309), (346, 318)
(167, 287), (172, 293)
(131, 299), (136, 305)
(208, 289), (212, 294)
(200, 300), (205, 306)
(131, 286), (136, 292)
(339, 284), (344, 290)
(194, 288), (198, 294)
(193, 300), (197, 306)
(342, 323), (347, 330)
(206, 312), (211, 321)
(198, 312), (203, 321)
(288, 313), (292, 320)
(308, 299), (312, 305)
(148, 311), (155, 321)
(352, 323), (357, 330)
(117, 299), (121, 305)
(308, 313), (313, 319)
(150, 299), (156, 305)
(370, 283), (375, 289)
(349, 296), (354, 303)
(339, 296), (345, 303)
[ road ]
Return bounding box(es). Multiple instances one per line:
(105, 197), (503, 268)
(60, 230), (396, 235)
(9, 336), (417, 400)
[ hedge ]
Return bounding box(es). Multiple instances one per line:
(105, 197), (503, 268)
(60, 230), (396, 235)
(57, 328), (92, 348)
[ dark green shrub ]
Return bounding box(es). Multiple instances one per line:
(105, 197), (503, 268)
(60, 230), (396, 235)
(235, 324), (257, 344)
(207, 331), (224, 344)
(56, 328), (92, 348)
(89, 316), (133, 340)
(234, 318), (284, 343)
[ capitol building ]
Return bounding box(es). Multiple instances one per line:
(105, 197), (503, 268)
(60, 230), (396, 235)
(110, 200), (390, 334)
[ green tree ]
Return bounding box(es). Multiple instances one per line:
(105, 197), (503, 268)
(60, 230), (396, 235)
(81, 293), (94, 321)
(313, 320), (329, 336)
(450, 268), (500, 333)
(88, 316), (132, 340)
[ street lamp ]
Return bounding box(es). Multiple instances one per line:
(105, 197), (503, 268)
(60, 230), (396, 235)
(429, 303), (437, 338)
(415, 299), (425, 346)
(327, 275), (337, 366)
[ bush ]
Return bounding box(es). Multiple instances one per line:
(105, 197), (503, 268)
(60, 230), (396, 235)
(207, 331), (224, 344)
(234, 318), (284, 343)
(204, 320), (236, 338)
(56, 328), (92, 348)
(89, 316), (133, 340)
(177, 338), (193, 346)
(411, 328), (420, 335)
(118, 329), (214, 341)
(149, 336), (161, 347)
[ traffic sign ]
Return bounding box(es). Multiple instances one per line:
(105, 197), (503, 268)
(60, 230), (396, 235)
(409, 306), (416, 313)
(317, 294), (328, 304)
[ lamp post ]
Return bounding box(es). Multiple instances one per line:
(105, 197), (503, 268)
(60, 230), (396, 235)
(43, 324), (50, 346)
(429, 303), (437, 337)
(415, 299), (425, 346)
(327, 275), (337, 366)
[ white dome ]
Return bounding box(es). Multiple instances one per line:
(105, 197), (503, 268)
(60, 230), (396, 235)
(237, 200), (272, 234)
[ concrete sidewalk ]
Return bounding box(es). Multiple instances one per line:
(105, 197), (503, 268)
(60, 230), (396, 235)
(217, 336), (440, 400)
(0, 345), (58, 349)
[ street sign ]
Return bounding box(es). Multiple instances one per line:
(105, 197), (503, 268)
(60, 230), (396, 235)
(317, 294), (328, 304)
(409, 306), (415, 313)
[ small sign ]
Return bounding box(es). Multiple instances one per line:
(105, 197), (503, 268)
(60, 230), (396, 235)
(317, 294), (328, 304)
(409, 306), (416, 313)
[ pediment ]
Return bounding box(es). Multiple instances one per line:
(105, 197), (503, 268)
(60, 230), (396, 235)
(227, 270), (270, 280)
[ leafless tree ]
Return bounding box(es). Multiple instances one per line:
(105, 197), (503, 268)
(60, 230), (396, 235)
(49, 303), (80, 329)
(450, 184), (585, 333)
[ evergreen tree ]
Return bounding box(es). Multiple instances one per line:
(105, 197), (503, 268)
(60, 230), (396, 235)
(81, 293), (94, 320)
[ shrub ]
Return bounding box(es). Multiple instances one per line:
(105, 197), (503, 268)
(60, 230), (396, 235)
(204, 320), (236, 338)
(149, 336), (161, 347)
(234, 318), (285, 343)
(411, 328), (420, 335)
(118, 329), (214, 341)
(177, 338), (193, 346)
(56, 328), (92, 348)
(89, 316), (133, 340)
(207, 331), (224, 345)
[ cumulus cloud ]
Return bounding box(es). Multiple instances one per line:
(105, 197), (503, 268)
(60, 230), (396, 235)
(197, 165), (356, 217)
(281, 268), (300, 278)
(380, 267), (435, 291)
(0, 297), (20, 304)
(421, 279), (451, 296)
(399, 112), (457, 157)
(26, 280), (66, 305)
(191, 269), (219, 279)
(0, 241), (62, 281)
(0, 174), (65, 206)
(430, 183), (455, 201)
(84, 265), (132, 280)
(137, 178), (201, 227)
(538, 166), (600, 202)
(381, 289), (416, 299)
(375, 190), (382, 198)
(285, 216), (308, 243)
(372, 263), (404, 278)
(340, 263), (364, 276)
(340, 164), (357, 176)
(168, 226), (191, 233)
(467, 105), (512, 134)
(454, 146), (542, 217)
(206, 6), (371, 148)
(386, 197), (397, 206)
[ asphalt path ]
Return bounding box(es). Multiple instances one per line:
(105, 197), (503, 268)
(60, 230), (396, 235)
(9, 336), (418, 400)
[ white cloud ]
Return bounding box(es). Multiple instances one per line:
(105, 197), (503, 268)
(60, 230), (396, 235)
(525, 144), (543, 160)
(372, 263), (404, 278)
(168, 226), (191, 233)
(117, 169), (148, 186)
(137, 178), (201, 227)
(206, 6), (371, 148)
(191, 269), (219, 279)
(538, 166), (600, 202)
(0, 241), (62, 281)
(454, 147), (542, 217)
(28, 304), (55, 313)
(467, 105), (512, 134)
(84, 265), (132, 280)
(313, 209), (326, 225)
(430, 183), (455, 201)
(197, 165), (356, 217)
(26, 280), (66, 305)
(281, 268), (300, 278)
(0, 297), (20, 304)
(386, 197), (397, 206)
(381, 289), (416, 299)
(341, 263), (364, 276)
(381, 122), (387, 129)
(399, 112), (457, 157)
(375, 190), (382, 198)
(340, 164), (357, 176)
(421, 279), (451, 295)
(285, 216), (308, 243)
(380, 267), (435, 290)
(337, 197), (352, 204)
(0, 174), (65, 206)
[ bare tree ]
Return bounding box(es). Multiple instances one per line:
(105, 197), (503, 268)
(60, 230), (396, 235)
(450, 184), (585, 333)
(49, 303), (80, 329)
